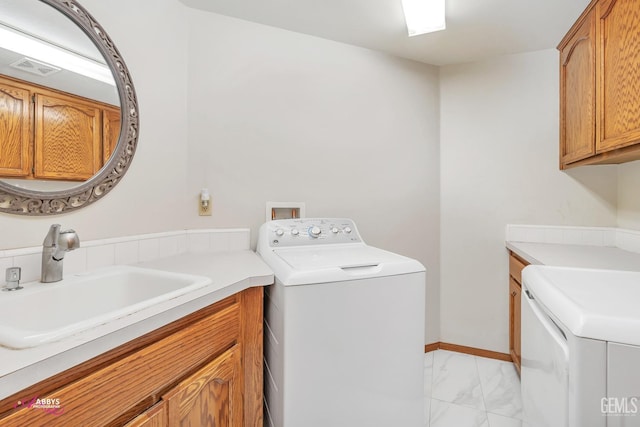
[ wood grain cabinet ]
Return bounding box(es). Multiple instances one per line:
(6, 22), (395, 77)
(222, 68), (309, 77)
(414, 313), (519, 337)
(0, 287), (263, 427)
(0, 78), (31, 177)
(559, 0), (640, 168)
(508, 252), (529, 375)
(164, 345), (243, 427)
(0, 74), (119, 181)
(34, 92), (103, 181)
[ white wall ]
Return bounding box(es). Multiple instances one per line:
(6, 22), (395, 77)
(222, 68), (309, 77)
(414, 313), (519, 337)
(185, 11), (441, 343)
(618, 161), (640, 230)
(0, 0), (191, 250)
(439, 49), (619, 352)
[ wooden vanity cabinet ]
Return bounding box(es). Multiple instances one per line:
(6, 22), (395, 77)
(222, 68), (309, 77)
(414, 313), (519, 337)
(0, 286), (263, 427)
(559, 0), (640, 168)
(508, 252), (529, 375)
(163, 345), (243, 426)
(125, 402), (168, 427)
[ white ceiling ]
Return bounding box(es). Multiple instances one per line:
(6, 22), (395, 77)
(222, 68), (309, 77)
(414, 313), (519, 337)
(180, 0), (592, 66)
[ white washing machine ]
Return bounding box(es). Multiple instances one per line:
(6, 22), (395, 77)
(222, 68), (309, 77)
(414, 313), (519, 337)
(257, 218), (426, 427)
(521, 265), (640, 427)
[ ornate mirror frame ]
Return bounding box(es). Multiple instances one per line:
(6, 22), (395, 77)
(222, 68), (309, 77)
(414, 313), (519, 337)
(0, 0), (139, 215)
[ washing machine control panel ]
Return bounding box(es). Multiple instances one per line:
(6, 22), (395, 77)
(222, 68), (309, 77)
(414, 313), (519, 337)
(267, 218), (362, 247)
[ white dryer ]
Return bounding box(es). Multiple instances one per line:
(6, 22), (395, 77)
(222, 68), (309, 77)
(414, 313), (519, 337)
(257, 218), (426, 427)
(521, 266), (640, 427)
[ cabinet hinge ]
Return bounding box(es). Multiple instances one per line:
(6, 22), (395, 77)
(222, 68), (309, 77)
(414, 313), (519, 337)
(31, 95), (35, 103)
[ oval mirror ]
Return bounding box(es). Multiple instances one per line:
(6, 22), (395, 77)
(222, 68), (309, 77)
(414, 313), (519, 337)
(0, 0), (138, 215)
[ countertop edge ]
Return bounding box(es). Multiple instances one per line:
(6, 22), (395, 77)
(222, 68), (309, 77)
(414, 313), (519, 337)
(505, 242), (543, 266)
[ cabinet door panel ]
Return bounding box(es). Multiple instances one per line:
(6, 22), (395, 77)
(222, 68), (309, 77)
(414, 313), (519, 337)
(597, 0), (640, 152)
(124, 401), (167, 427)
(560, 10), (596, 166)
(103, 106), (121, 165)
(165, 345), (243, 427)
(0, 78), (31, 177)
(34, 93), (101, 181)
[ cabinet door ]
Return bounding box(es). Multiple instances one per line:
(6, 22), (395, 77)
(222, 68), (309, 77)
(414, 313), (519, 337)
(34, 93), (101, 181)
(124, 401), (167, 427)
(596, 0), (640, 153)
(164, 345), (243, 427)
(0, 78), (31, 177)
(102, 106), (121, 164)
(559, 9), (596, 167)
(509, 277), (522, 374)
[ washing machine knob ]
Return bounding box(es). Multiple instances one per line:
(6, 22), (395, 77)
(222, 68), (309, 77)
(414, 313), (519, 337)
(344, 227), (352, 234)
(275, 229), (285, 237)
(309, 226), (322, 238)
(291, 229), (300, 236)
(331, 227), (339, 234)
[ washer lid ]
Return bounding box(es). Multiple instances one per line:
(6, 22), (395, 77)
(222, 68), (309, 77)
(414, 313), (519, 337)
(523, 266), (640, 346)
(272, 245), (425, 285)
(275, 245), (404, 269)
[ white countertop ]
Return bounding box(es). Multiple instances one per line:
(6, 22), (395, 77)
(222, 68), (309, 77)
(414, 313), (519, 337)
(523, 266), (640, 346)
(0, 250), (273, 401)
(506, 241), (640, 272)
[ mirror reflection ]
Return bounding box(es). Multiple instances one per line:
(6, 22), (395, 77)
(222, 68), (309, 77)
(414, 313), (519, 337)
(0, 0), (120, 192)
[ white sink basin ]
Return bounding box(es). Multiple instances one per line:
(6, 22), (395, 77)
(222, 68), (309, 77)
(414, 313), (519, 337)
(0, 265), (212, 349)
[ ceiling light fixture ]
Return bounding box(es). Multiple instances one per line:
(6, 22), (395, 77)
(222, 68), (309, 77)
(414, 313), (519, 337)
(401, 0), (446, 36)
(0, 24), (114, 85)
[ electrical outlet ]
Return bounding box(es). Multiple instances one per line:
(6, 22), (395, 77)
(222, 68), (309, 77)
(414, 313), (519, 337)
(199, 198), (212, 216)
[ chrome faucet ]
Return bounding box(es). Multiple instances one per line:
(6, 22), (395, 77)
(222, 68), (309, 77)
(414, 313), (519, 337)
(41, 224), (80, 283)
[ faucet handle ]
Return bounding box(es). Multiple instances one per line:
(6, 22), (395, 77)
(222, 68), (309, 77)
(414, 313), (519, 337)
(59, 229), (80, 251)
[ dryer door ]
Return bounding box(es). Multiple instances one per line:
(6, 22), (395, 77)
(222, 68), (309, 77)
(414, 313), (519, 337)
(521, 286), (569, 427)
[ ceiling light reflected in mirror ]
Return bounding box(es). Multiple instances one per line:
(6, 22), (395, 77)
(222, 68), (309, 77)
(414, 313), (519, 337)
(402, 0), (446, 37)
(0, 23), (114, 85)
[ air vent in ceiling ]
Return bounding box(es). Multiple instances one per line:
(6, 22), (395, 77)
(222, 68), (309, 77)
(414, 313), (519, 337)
(10, 57), (61, 77)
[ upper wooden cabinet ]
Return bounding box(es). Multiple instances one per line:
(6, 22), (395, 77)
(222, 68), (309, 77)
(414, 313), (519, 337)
(0, 79), (31, 177)
(0, 74), (119, 181)
(103, 106), (121, 162)
(34, 92), (102, 181)
(560, 9), (596, 165)
(559, 0), (640, 169)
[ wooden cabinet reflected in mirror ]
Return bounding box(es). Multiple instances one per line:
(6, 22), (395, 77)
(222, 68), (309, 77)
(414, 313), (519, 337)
(0, 74), (121, 182)
(0, 0), (138, 215)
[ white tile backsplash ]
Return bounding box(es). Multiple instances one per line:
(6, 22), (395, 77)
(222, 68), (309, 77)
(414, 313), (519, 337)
(209, 232), (229, 253)
(13, 253), (41, 283)
(0, 258), (13, 278)
(138, 238), (161, 263)
(0, 228), (251, 288)
(64, 248), (88, 276)
(87, 244), (116, 270)
(114, 241), (139, 265)
(187, 233), (210, 253)
(616, 229), (640, 253)
(228, 231), (250, 251)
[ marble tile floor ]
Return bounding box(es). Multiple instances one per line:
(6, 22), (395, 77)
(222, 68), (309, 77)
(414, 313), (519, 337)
(425, 350), (523, 427)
